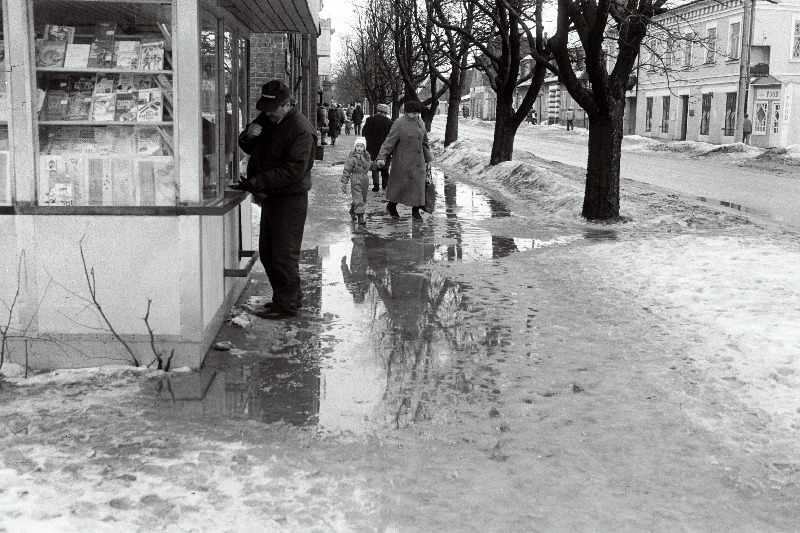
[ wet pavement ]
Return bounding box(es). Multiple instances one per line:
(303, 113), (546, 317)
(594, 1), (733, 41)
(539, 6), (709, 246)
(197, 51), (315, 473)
(155, 145), (612, 437)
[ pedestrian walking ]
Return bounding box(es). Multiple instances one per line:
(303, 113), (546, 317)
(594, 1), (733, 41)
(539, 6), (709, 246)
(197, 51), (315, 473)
(235, 80), (316, 319)
(742, 114), (753, 145)
(345, 104), (354, 135)
(375, 100), (432, 221)
(341, 136), (372, 225)
(328, 102), (341, 145)
(566, 107), (575, 131)
(362, 103), (393, 191)
(352, 104), (364, 135)
(316, 102), (329, 145)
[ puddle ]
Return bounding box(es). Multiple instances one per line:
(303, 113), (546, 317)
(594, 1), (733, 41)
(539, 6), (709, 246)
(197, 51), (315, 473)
(153, 171), (610, 436)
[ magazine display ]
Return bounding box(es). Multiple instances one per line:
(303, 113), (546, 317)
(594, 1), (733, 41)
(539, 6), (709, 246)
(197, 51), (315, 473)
(34, 21), (175, 207)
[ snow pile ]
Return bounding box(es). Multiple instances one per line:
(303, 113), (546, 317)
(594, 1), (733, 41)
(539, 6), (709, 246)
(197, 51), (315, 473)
(651, 140), (717, 154)
(436, 139), (584, 220)
(622, 135), (663, 151)
(784, 144), (800, 159)
(704, 142), (762, 157)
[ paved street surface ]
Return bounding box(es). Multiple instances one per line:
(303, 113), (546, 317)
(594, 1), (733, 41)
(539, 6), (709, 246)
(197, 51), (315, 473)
(1, 123), (799, 532)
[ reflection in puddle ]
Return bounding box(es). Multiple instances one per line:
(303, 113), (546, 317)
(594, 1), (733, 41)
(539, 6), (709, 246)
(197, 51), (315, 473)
(157, 171), (600, 436)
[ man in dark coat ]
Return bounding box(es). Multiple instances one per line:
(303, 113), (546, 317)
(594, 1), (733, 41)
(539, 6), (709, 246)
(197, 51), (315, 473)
(236, 80), (316, 319)
(362, 103), (393, 191)
(352, 104), (364, 135)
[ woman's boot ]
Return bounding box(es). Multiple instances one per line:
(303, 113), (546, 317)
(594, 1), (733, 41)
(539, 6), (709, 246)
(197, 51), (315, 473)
(411, 206), (422, 220)
(386, 202), (399, 218)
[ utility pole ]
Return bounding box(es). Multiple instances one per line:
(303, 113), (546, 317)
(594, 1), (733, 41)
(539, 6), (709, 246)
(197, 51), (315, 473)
(734, 0), (754, 142)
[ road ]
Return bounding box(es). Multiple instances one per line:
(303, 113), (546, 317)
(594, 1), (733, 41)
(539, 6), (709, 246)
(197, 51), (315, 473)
(433, 118), (800, 229)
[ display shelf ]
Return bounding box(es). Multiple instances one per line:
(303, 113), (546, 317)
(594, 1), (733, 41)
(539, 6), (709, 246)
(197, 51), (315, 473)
(38, 120), (173, 126)
(37, 67), (172, 75)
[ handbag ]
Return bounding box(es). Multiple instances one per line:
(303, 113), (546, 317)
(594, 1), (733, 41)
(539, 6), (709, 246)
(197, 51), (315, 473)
(423, 167), (436, 214)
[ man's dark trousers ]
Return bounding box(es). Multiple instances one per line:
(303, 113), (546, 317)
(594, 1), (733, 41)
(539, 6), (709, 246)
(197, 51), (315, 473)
(259, 193), (308, 314)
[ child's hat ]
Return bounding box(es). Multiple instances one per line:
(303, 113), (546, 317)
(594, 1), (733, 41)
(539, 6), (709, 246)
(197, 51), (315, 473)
(354, 136), (367, 148)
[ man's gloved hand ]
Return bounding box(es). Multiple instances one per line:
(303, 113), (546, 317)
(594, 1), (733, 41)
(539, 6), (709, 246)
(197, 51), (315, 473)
(231, 175), (258, 193)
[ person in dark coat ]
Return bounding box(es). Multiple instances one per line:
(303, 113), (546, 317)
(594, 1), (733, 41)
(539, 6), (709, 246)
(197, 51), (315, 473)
(328, 102), (341, 145)
(352, 104), (364, 135)
(362, 103), (393, 191)
(375, 100), (432, 220)
(236, 80), (316, 319)
(316, 103), (329, 145)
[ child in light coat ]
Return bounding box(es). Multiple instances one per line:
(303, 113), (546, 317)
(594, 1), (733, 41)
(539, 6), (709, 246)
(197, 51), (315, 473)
(341, 136), (372, 225)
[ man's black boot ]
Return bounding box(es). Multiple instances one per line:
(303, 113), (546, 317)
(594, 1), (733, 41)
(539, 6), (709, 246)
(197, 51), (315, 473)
(386, 202), (399, 218)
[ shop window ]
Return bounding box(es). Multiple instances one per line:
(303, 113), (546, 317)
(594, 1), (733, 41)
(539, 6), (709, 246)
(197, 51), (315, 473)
(754, 101), (767, 134)
(724, 92), (736, 136)
(0, 12), (9, 205)
(222, 25), (234, 186)
(661, 96), (670, 133)
(645, 97), (653, 132)
(700, 93), (712, 135)
(237, 36), (249, 182)
(33, 1), (174, 207)
(728, 22), (740, 60)
(201, 12), (219, 201)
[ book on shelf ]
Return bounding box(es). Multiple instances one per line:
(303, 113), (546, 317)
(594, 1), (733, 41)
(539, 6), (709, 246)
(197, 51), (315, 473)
(139, 39), (165, 70)
(114, 91), (137, 121)
(39, 155), (74, 206)
(43, 128), (74, 154)
(87, 22), (117, 69)
(40, 80), (70, 120)
(135, 127), (162, 156)
(114, 73), (136, 93)
(134, 76), (153, 91)
(112, 159), (135, 206)
(63, 43), (91, 69)
(91, 93), (116, 121)
(43, 25), (75, 43)
(113, 39), (141, 70)
(94, 73), (116, 95)
(37, 39), (68, 68)
(137, 157), (175, 206)
(65, 77), (95, 121)
(86, 158), (105, 205)
(136, 88), (162, 122)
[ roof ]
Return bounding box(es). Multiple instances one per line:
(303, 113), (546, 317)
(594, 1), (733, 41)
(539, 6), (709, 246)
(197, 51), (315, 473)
(750, 74), (782, 86)
(219, 0), (319, 34)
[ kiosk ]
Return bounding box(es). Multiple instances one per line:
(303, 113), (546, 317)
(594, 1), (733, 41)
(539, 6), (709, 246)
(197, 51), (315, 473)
(0, 0), (318, 369)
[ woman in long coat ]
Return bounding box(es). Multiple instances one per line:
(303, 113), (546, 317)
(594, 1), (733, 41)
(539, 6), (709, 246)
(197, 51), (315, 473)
(375, 100), (432, 220)
(328, 103), (342, 145)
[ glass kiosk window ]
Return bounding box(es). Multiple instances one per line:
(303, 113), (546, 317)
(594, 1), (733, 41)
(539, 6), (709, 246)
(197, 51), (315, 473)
(0, 7), (10, 205)
(33, 0), (174, 207)
(201, 12), (219, 201)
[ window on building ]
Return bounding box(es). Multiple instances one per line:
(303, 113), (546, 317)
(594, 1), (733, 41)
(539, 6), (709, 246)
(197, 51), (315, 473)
(683, 33), (693, 67)
(661, 96), (670, 133)
(772, 103), (781, 134)
(665, 37), (675, 66)
(793, 19), (800, 59)
(729, 22), (740, 60)
(706, 27), (717, 63)
(754, 102), (768, 134)
(724, 93), (736, 136)
(700, 93), (712, 135)
(646, 97), (653, 132)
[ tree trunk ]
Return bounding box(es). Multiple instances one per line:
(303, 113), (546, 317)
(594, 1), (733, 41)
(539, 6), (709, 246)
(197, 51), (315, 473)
(444, 94), (461, 147)
(490, 91), (518, 164)
(582, 100), (625, 220)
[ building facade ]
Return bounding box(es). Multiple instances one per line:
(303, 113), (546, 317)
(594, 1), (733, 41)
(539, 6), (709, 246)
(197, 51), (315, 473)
(634, 0), (800, 147)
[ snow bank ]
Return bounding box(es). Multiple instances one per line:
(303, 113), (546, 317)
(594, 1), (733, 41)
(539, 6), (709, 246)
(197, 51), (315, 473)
(435, 139), (584, 221)
(650, 140), (717, 154)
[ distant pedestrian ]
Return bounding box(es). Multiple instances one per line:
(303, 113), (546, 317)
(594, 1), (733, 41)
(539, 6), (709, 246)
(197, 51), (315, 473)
(352, 104), (364, 135)
(529, 109), (537, 125)
(341, 136), (372, 225)
(742, 114), (753, 145)
(375, 100), (432, 221)
(362, 103), (393, 191)
(462, 105), (469, 118)
(566, 107), (575, 130)
(345, 105), (354, 135)
(328, 102), (341, 145)
(317, 103), (329, 145)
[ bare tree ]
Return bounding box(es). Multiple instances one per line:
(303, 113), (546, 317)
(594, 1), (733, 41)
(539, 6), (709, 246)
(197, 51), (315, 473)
(431, 0), (554, 164)
(548, 0), (670, 219)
